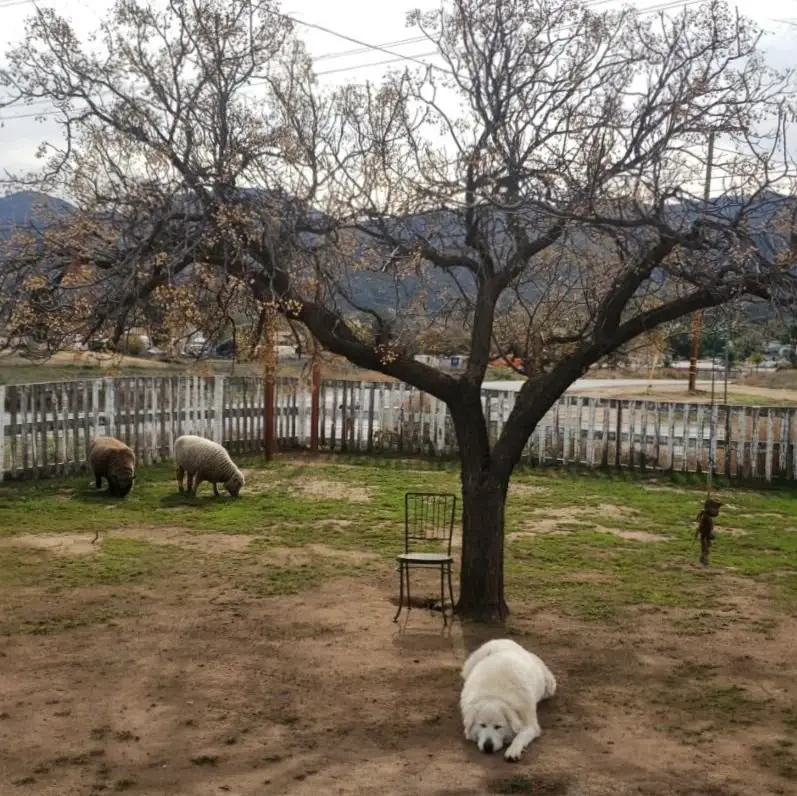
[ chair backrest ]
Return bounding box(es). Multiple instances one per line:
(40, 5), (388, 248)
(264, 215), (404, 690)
(404, 492), (457, 556)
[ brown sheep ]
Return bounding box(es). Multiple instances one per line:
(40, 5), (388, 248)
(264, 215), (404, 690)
(88, 436), (136, 497)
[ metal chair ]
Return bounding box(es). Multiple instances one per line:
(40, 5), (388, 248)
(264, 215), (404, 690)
(394, 492), (457, 624)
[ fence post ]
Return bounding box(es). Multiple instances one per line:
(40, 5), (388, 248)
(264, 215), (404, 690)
(308, 360), (320, 453)
(0, 384), (5, 482)
(614, 402), (622, 468)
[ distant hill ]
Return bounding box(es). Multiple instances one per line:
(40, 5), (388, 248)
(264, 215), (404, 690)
(1, 190), (792, 322)
(0, 191), (74, 226)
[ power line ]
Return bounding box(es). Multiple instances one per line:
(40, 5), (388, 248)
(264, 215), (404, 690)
(0, 0), (719, 123)
(314, 36), (427, 62)
(317, 51), (440, 77)
(0, 35), (439, 116)
(282, 14), (437, 72)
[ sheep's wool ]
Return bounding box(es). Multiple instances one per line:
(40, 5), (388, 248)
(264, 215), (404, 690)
(174, 435), (244, 487)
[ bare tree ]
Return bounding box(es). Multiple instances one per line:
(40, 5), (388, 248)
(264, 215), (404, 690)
(2, 0), (796, 619)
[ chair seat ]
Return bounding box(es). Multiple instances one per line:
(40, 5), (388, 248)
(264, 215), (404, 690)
(397, 552), (453, 565)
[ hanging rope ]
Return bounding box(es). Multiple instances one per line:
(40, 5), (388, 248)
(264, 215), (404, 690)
(708, 354), (716, 496)
(696, 353), (722, 566)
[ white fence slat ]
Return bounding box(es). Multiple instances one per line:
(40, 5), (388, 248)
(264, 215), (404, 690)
(587, 399), (596, 465)
(751, 408), (761, 479)
(213, 376), (224, 444)
(600, 403), (610, 467)
(9, 386), (18, 479)
(709, 402), (718, 480)
(695, 404), (704, 472)
(20, 384), (29, 475)
(627, 401), (636, 468)
(778, 409), (789, 477)
(737, 407), (747, 477)
(561, 399), (571, 464)
(666, 403), (675, 470)
(765, 409), (774, 483)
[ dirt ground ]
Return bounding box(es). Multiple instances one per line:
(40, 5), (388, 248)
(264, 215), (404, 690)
(1, 561), (795, 796)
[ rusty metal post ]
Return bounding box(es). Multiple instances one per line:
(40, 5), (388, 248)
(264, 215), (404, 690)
(687, 310), (703, 393)
(688, 130), (714, 394)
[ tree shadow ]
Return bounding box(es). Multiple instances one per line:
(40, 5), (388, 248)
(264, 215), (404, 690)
(71, 487), (131, 505)
(158, 492), (229, 509)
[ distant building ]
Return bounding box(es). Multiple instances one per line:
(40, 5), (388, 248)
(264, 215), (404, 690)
(414, 353), (469, 371)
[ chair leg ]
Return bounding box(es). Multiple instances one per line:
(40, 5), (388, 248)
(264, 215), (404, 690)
(447, 565), (455, 619)
(394, 563), (405, 622)
(405, 565), (411, 615)
(440, 566), (447, 625)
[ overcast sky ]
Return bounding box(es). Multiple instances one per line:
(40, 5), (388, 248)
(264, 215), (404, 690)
(0, 0), (795, 185)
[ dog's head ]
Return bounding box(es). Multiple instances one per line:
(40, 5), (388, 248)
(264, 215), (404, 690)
(464, 698), (521, 755)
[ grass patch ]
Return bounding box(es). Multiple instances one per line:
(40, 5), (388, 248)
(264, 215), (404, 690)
(1, 455), (797, 617)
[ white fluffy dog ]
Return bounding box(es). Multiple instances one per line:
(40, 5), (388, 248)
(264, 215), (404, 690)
(460, 638), (557, 761)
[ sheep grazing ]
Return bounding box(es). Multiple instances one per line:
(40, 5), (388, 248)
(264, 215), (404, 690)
(88, 436), (136, 497)
(174, 435), (245, 498)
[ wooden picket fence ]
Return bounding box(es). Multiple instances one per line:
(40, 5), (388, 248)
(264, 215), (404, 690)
(2, 375), (797, 482)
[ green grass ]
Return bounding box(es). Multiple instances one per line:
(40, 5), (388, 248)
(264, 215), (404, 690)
(2, 457), (797, 614)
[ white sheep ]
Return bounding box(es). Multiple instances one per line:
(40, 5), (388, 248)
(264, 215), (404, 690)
(173, 435), (245, 498)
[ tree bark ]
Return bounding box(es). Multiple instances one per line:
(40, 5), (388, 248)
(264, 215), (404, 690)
(451, 394), (509, 622)
(457, 462), (509, 621)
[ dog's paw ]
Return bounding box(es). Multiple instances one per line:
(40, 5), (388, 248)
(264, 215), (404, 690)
(504, 744), (523, 762)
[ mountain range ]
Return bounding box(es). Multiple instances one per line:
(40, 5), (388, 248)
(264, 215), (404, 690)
(0, 190), (792, 322)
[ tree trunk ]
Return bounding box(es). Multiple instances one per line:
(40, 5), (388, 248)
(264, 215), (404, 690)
(451, 396), (509, 622)
(456, 463), (509, 621)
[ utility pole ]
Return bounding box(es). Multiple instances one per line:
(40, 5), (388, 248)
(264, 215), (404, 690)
(688, 130), (715, 393)
(724, 310), (733, 405)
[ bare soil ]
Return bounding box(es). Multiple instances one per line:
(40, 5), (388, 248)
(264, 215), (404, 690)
(294, 478), (373, 503)
(1, 573), (795, 796)
(509, 522), (664, 542)
(0, 529), (379, 566)
(535, 504), (641, 522)
(241, 470), (373, 503)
